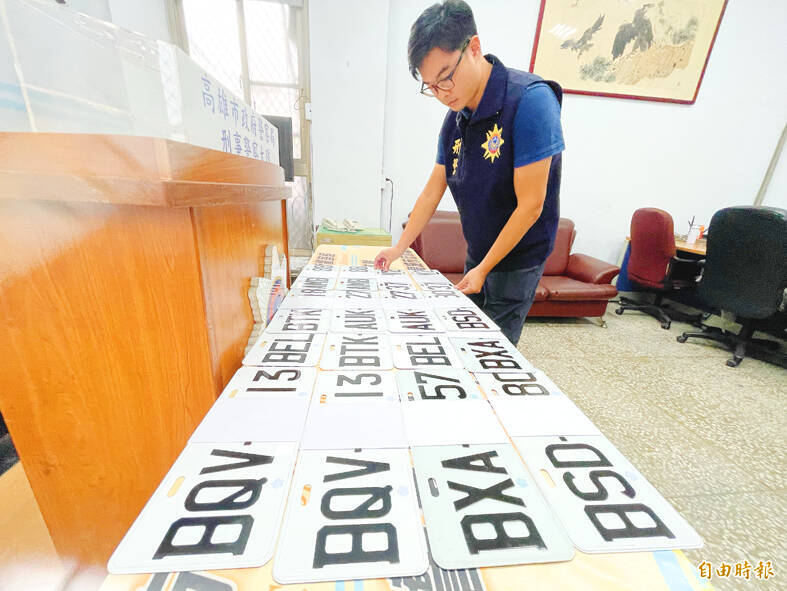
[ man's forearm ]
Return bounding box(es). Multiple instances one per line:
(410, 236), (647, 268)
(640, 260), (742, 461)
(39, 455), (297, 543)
(477, 205), (542, 273)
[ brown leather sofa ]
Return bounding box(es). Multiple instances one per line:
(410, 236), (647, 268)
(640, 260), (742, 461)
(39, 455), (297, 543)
(407, 213), (620, 319)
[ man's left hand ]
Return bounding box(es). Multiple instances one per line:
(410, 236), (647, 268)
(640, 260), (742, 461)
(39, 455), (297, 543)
(454, 266), (488, 295)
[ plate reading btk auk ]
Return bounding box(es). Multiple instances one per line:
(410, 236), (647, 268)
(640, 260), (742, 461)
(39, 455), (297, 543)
(320, 333), (393, 370)
(272, 449), (428, 583)
(108, 442), (297, 574)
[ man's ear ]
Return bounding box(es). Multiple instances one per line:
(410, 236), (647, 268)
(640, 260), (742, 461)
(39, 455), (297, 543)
(469, 35), (482, 58)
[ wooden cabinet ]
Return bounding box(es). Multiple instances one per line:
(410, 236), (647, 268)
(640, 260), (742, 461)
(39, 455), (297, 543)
(0, 132), (291, 565)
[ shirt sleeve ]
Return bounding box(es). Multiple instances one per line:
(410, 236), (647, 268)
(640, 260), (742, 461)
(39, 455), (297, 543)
(512, 82), (565, 168)
(436, 134), (446, 165)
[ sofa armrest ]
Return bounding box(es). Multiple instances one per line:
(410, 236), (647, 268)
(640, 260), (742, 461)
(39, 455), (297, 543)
(565, 253), (620, 285)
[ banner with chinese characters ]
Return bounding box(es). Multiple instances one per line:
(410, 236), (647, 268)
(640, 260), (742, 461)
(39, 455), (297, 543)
(174, 48), (279, 164)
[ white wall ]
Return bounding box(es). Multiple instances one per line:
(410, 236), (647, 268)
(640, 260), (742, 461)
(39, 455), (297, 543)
(376, 0), (787, 262)
(60, 0), (171, 43)
(308, 0), (389, 228)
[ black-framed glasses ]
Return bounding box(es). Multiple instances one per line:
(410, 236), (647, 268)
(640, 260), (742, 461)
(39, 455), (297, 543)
(419, 38), (470, 97)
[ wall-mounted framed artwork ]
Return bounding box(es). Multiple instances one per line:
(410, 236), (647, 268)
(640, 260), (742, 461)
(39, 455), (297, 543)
(530, 0), (729, 104)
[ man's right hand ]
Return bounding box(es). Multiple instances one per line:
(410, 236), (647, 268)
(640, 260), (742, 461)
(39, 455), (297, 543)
(374, 246), (404, 271)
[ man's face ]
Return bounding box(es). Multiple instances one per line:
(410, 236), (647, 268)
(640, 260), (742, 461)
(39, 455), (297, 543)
(418, 43), (474, 111)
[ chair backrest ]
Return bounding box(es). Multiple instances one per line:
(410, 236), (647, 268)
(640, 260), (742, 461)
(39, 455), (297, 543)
(698, 206), (787, 319)
(407, 211), (467, 273)
(543, 218), (576, 275)
(628, 208), (676, 289)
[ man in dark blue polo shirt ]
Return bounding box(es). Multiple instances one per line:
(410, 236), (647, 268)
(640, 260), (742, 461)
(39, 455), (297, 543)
(375, 0), (564, 345)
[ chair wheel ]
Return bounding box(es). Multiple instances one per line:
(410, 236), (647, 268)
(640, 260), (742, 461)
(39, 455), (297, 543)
(661, 320), (671, 330)
(615, 308), (624, 315)
(677, 335), (688, 343)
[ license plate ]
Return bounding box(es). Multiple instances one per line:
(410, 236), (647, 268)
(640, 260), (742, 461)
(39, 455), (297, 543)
(291, 274), (337, 291)
(376, 269), (408, 277)
(450, 334), (535, 372)
(243, 332), (325, 366)
(108, 442), (297, 574)
(273, 449), (428, 583)
(331, 308), (387, 332)
(314, 370), (398, 403)
(474, 370), (565, 398)
(265, 307), (332, 333)
(513, 435), (703, 553)
(320, 333), (394, 370)
(380, 290), (425, 308)
(436, 306), (499, 332)
(390, 334), (463, 369)
(219, 366), (316, 401)
(278, 294), (336, 310)
(337, 277), (378, 291)
(386, 308), (445, 333)
(379, 279), (417, 292)
(489, 396), (601, 437)
(303, 263), (338, 275)
(401, 399), (508, 446)
(396, 369), (482, 401)
(334, 288), (381, 304)
(410, 269), (453, 286)
(411, 444), (574, 569)
(339, 265), (377, 277)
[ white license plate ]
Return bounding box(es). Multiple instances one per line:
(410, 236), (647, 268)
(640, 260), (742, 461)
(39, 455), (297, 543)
(436, 306), (499, 332)
(320, 333), (394, 370)
(411, 444), (574, 569)
(378, 279), (416, 292)
(474, 370), (565, 397)
(390, 334), (463, 369)
(314, 370), (399, 403)
(410, 269), (453, 286)
(514, 435), (703, 553)
(302, 263), (339, 275)
(385, 308), (445, 333)
(375, 269), (408, 278)
(243, 332), (325, 366)
(265, 307), (332, 333)
(108, 442), (297, 574)
(337, 277), (379, 291)
(396, 369), (482, 401)
(339, 265), (377, 278)
(380, 290), (425, 308)
(334, 288), (381, 305)
(291, 274), (337, 291)
(401, 399), (508, 447)
(219, 366), (316, 401)
(450, 334), (535, 372)
(331, 308), (387, 332)
(273, 449), (428, 583)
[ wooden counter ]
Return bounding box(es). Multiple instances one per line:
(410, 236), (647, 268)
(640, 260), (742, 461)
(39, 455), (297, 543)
(0, 132), (291, 565)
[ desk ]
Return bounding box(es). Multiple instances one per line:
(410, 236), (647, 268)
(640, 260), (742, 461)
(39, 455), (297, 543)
(617, 237), (706, 291)
(674, 239), (707, 256)
(98, 245), (708, 591)
(0, 132), (291, 564)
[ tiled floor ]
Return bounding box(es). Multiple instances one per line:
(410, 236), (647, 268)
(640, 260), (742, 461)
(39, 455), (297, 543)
(519, 309), (786, 590)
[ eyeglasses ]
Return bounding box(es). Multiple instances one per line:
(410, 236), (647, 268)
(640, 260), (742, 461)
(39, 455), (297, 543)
(419, 38), (470, 97)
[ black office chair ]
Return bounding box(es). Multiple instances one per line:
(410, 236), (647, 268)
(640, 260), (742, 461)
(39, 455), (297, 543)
(676, 206), (787, 367)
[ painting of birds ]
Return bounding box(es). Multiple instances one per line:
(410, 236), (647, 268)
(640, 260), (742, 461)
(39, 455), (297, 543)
(612, 3), (655, 60)
(561, 14), (605, 58)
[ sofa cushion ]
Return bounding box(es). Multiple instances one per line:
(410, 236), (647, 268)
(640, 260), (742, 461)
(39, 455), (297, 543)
(419, 214), (467, 273)
(540, 276), (618, 301)
(543, 218), (575, 276)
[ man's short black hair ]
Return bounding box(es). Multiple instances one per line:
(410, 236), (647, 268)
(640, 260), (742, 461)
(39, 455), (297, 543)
(408, 0), (477, 80)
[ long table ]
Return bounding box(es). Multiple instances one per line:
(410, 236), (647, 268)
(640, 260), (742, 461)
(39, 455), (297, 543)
(99, 245), (710, 591)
